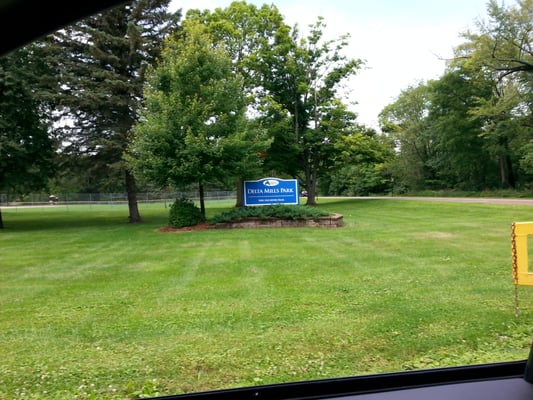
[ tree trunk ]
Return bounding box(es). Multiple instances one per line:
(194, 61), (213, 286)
(304, 150), (318, 206)
(499, 155), (507, 188)
(306, 174), (317, 206)
(306, 187), (317, 205)
(506, 155), (516, 188)
(235, 178), (243, 207)
(125, 169), (141, 223)
(199, 182), (206, 218)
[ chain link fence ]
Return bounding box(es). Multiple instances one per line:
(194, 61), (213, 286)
(0, 191), (235, 206)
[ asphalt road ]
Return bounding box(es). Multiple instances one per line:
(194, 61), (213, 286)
(362, 196), (533, 206)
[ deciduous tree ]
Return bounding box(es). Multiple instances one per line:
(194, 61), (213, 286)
(428, 67), (499, 189)
(186, 5), (362, 205)
(130, 22), (259, 216)
(453, 0), (533, 187)
(185, 1), (290, 205)
(259, 17), (362, 204)
(379, 82), (435, 190)
(323, 125), (395, 196)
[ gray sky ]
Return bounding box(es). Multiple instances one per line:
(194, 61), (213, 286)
(170, 0), (501, 129)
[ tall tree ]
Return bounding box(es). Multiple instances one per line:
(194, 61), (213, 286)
(185, 1), (291, 205)
(380, 70), (500, 191)
(379, 82), (435, 190)
(260, 17), (362, 205)
(43, 0), (181, 223)
(187, 4), (362, 205)
(453, 0), (533, 187)
(428, 67), (499, 189)
(186, 1), (290, 93)
(456, 0), (533, 78)
(130, 21), (259, 217)
(0, 49), (55, 228)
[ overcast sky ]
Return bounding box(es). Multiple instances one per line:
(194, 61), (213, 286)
(170, 0), (502, 129)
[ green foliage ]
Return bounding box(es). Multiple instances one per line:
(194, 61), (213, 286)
(324, 164), (390, 196)
(259, 19), (363, 204)
(377, 0), (533, 193)
(427, 67), (499, 189)
(124, 379), (162, 399)
(379, 82), (435, 190)
(0, 49), (55, 196)
(188, 5), (363, 204)
(379, 66), (515, 191)
(39, 0), (181, 221)
(168, 198), (205, 228)
(455, 0), (533, 80)
(130, 21), (259, 214)
(322, 129), (395, 196)
(447, 0), (532, 188)
(209, 204), (329, 224)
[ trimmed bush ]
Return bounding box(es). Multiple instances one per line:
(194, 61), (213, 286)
(168, 198), (205, 228)
(209, 204), (329, 224)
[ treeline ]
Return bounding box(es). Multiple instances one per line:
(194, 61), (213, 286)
(0, 0), (531, 225)
(378, 0), (532, 193)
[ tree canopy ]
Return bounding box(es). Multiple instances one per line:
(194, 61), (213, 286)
(0, 49), (55, 228)
(257, 17), (363, 204)
(2, 0), (531, 207)
(379, 0), (532, 192)
(131, 2), (363, 207)
(130, 21), (263, 216)
(41, 0), (181, 222)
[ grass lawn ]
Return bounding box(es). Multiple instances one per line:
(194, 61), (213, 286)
(2, 198), (533, 399)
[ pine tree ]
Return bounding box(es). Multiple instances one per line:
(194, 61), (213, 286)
(0, 49), (55, 228)
(44, 0), (181, 222)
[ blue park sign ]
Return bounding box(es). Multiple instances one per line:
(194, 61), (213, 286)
(243, 177), (300, 206)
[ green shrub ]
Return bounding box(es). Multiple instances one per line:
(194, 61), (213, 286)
(209, 204), (329, 224)
(168, 198), (205, 228)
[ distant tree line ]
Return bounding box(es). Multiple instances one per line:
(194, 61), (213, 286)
(379, 0), (532, 192)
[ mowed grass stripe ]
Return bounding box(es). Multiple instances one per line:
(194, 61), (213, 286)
(2, 199), (533, 398)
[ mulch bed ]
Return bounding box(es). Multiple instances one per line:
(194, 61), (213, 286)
(157, 222), (210, 233)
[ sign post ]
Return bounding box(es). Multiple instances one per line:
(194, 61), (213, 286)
(243, 178), (299, 206)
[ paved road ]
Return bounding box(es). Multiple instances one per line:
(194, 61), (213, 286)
(330, 196), (533, 206)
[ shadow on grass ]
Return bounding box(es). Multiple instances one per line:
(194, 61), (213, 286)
(1, 198), (374, 232)
(0, 206), (168, 232)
